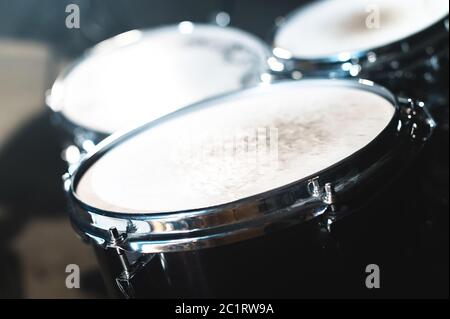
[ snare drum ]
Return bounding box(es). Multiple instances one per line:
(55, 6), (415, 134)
(271, 0), (449, 107)
(47, 23), (270, 165)
(64, 79), (434, 298)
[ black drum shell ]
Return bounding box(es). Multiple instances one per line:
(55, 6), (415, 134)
(92, 153), (443, 298)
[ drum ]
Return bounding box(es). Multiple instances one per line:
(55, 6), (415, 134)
(64, 79), (435, 298)
(46, 22), (270, 166)
(270, 0), (449, 109)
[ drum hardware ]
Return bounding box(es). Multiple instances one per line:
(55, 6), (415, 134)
(270, 37), (449, 83)
(307, 178), (337, 206)
(108, 227), (155, 299)
(323, 183), (340, 232)
(307, 177), (339, 232)
(396, 97), (436, 142)
(109, 227), (135, 298)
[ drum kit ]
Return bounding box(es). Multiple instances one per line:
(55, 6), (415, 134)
(45, 0), (448, 298)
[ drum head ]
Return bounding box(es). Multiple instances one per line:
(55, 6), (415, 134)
(73, 79), (396, 214)
(48, 23), (270, 135)
(274, 0), (449, 59)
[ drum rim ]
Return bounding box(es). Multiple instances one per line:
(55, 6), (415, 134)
(269, 3), (449, 77)
(46, 22), (271, 139)
(64, 78), (431, 252)
(70, 78), (398, 213)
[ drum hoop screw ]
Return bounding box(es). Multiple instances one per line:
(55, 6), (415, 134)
(323, 183), (336, 205)
(108, 227), (132, 279)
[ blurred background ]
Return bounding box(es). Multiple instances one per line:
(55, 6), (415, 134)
(0, 0), (448, 299)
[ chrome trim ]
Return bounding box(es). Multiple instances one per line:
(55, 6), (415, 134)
(65, 79), (434, 253)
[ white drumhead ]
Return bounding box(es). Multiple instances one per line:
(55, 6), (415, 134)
(274, 0), (449, 59)
(76, 80), (396, 213)
(49, 23), (269, 134)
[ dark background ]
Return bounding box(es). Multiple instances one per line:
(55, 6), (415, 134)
(0, 0), (448, 298)
(0, 0), (301, 56)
